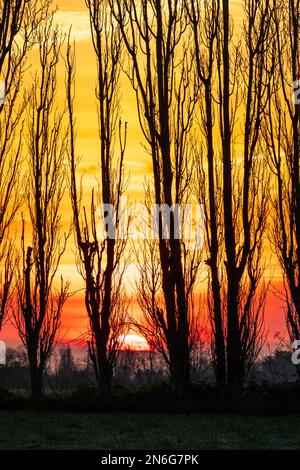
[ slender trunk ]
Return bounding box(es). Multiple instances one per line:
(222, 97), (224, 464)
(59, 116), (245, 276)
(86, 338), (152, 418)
(169, 346), (190, 394)
(28, 349), (43, 398)
(155, 0), (190, 393)
(96, 345), (113, 393)
(206, 85), (226, 387)
(85, 267), (113, 392)
(222, 0), (242, 391)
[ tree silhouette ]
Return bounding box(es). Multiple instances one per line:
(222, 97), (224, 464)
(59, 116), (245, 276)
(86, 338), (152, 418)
(133, 222), (203, 384)
(186, 0), (226, 386)
(67, 0), (128, 393)
(13, 16), (69, 397)
(189, 0), (271, 389)
(0, 0), (51, 331)
(111, 0), (202, 394)
(264, 0), (300, 357)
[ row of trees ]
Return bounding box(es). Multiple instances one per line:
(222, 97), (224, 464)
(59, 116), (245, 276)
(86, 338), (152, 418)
(0, 0), (299, 397)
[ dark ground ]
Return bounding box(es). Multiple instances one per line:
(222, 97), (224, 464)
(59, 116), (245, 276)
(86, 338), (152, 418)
(0, 411), (299, 450)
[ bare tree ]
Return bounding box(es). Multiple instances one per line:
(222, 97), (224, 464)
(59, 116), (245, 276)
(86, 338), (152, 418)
(188, 0), (271, 389)
(0, 0), (51, 330)
(264, 0), (300, 356)
(14, 17), (69, 398)
(132, 194), (202, 383)
(186, 0), (226, 386)
(67, 0), (128, 393)
(110, 0), (202, 394)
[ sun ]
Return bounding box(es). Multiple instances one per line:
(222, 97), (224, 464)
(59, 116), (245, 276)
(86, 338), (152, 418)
(120, 334), (150, 351)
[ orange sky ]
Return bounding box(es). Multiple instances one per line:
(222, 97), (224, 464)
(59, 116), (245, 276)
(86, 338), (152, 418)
(0, 0), (289, 351)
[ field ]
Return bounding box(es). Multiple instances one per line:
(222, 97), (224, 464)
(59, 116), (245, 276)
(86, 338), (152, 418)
(0, 411), (299, 450)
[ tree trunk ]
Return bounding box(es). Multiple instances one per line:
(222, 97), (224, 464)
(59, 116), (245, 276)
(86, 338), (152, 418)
(28, 351), (43, 398)
(206, 85), (226, 387)
(226, 280), (243, 392)
(169, 345), (190, 396)
(222, 0), (243, 391)
(96, 344), (113, 394)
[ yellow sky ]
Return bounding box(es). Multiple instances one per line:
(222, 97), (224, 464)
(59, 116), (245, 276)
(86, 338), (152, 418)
(25, 0), (279, 290)
(14, 0), (150, 288)
(50, 0), (274, 270)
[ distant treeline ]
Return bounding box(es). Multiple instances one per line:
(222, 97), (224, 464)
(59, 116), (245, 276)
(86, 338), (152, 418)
(0, 345), (297, 394)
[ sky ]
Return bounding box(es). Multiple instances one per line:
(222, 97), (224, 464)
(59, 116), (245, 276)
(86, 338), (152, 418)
(2, 0), (151, 349)
(0, 0), (288, 352)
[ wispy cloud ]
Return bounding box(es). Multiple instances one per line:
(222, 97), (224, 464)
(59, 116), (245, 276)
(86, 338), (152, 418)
(54, 11), (91, 41)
